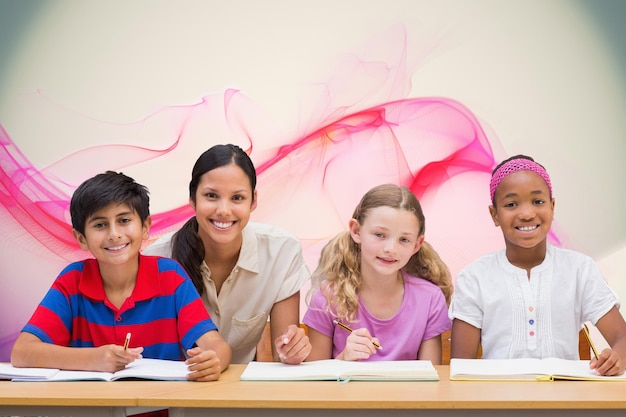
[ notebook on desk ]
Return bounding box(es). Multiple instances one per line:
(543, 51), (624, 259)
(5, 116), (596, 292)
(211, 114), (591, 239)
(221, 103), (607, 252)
(450, 358), (626, 381)
(240, 359), (439, 382)
(0, 358), (190, 382)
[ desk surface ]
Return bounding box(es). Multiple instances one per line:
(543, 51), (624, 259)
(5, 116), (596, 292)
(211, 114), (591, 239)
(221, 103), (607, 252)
(1, 364), (625, 411)
(0, 379), (188, 407)
(137, 364), (626, 410)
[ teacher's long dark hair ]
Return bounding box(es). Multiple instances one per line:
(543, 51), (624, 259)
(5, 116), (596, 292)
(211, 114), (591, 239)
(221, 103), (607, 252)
(171, 144), (257, 295)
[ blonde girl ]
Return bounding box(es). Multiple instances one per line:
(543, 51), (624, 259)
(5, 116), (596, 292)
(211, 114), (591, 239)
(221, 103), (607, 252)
(303, 183), (452, 362)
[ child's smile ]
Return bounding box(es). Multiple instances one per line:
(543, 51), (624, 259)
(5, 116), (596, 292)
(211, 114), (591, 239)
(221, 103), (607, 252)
(490, 170), (554, 260)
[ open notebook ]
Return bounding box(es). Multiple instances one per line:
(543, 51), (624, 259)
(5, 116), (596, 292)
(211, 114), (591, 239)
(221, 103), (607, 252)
(0, 358), (190, 382)
(450, 358), (626, 381)
(240, 359), (439, 382)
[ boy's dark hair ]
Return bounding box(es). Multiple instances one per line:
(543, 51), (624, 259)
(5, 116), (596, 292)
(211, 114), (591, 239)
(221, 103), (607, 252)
(70, 171), (150, 235)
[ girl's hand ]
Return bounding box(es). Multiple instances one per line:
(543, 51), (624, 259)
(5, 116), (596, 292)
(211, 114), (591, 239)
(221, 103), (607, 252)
(275, 324), (311, 364)
(338, 328), (379, 361)
(186, 347), (223, 381)
(590, 348), (624, 376)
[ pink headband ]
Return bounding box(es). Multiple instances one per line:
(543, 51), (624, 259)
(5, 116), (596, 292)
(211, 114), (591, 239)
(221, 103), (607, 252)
(489, 158), (552, 202)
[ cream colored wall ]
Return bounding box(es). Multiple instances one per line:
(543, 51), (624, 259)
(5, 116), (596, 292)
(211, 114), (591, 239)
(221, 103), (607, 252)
(0, 1), (624, 362)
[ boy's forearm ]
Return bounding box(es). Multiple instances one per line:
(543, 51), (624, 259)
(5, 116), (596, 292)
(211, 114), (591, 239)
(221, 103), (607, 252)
(12, 333), (98, 370)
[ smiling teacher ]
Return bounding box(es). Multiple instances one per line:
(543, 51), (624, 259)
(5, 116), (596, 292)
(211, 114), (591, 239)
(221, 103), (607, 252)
(144, 144), (311, 364)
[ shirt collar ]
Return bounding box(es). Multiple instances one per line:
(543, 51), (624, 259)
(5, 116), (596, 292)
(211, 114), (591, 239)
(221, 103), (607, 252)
(236, 224), (259, 274)
(499, 244), (553, 275)
(79, 255), (161, 301)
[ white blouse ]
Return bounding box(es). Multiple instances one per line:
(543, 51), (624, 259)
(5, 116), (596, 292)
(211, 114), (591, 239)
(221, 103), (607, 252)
(449, 245), (618, 359)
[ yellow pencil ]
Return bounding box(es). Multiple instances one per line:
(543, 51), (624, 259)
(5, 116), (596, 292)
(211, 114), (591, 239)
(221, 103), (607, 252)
(333, 320), (382, 350)
(582, 324), (599, 360)
(123, 332), (132, 351)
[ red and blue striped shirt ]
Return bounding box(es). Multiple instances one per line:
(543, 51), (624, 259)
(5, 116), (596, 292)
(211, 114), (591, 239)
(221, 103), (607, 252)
(22, 255), (217, 360)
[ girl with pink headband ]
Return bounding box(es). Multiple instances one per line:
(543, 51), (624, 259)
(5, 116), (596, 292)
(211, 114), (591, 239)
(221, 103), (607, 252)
(449, 154), (626, 376)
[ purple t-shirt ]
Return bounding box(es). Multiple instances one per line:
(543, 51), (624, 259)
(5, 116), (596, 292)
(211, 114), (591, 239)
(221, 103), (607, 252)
(303, 272), (451, 360)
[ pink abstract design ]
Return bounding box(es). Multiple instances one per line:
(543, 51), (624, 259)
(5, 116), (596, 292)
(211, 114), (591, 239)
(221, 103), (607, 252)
(0, 25), (560, 360)
(0, 89), (498, 254)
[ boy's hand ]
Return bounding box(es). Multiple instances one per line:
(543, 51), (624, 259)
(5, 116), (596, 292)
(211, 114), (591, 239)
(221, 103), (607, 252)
(590, 348), (624, 376)
(275, 324), (311, 364)
(186, 347), (222, 381)
(97, 345), (143, 373)
(337, 328), (379, 361)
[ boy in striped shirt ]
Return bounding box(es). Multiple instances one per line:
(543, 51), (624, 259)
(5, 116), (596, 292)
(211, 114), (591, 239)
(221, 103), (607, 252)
(11, 171), (231, 381)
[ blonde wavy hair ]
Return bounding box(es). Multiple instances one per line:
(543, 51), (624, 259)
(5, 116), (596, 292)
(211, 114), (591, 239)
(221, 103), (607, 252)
(307, 183), (453, 323)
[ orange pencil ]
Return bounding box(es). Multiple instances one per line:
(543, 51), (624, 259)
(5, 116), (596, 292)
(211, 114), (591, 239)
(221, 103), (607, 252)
(333, 320), (382, 350)
(123, 332), (132, 351)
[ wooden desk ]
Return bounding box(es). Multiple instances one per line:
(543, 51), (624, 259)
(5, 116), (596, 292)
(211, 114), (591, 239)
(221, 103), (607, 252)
(0, 379), (207, 417)
(2, 365), (625, 416)
(138, 365), (626, 417)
